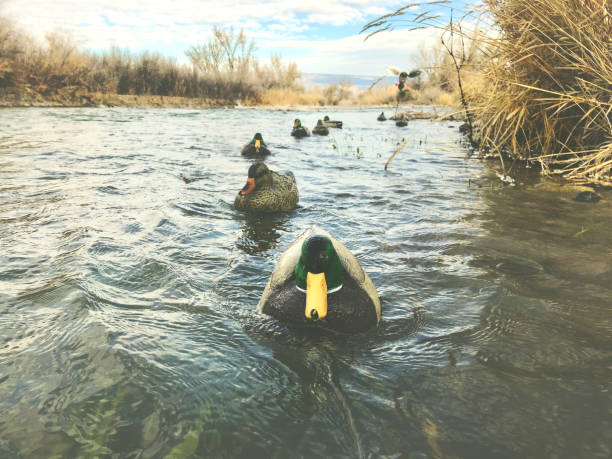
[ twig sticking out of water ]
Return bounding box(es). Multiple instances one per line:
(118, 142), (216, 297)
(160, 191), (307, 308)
(367, 75), (386, 91)
(385, 138), (409, 170)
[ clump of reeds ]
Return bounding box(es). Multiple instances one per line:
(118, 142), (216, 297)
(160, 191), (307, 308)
(476, 0), (612, 185)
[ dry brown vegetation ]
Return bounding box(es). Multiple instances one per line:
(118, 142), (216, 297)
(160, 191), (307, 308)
(363, 0), (612, 186)
(0, 22), (302, 105)
(408, 35), (488, 107)
(0, 17), (461, 109)
(476, 0), (612, 185)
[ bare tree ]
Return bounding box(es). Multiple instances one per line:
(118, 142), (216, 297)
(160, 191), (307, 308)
(186, 27), (255, 76)
(441, 12), (475, 145)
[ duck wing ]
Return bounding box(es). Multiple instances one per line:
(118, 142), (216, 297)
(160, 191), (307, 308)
(326, 231), (381, 321)
(274, 170), (296, 184)
(258, 227), (313, 311)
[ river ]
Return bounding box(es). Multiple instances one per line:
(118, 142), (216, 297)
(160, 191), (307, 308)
(1, 107), (610, 458)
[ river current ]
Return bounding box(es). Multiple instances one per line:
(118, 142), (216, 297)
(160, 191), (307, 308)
(1, 107), (610, 458)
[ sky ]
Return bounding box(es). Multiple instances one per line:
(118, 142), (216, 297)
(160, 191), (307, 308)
(0, 0), (472, 76)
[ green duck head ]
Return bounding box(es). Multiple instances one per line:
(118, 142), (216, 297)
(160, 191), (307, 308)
(239, 162), (272, 196)
(323, 116), (330, 121)
(295, 235), (344, 321)
(293, 119), (302, 128)
(251, 132), (264, 150)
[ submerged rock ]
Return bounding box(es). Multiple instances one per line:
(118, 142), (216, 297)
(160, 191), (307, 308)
(573, 191), (602, 203)
(494, 255), (544, 275)
(459, 122), (470, 134)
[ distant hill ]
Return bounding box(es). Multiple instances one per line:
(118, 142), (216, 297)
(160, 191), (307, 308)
(299, 73), (397, 90)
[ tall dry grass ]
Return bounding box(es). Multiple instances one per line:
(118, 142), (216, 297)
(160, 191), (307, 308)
(476, 0), (612, 184)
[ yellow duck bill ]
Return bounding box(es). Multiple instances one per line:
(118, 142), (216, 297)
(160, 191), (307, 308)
(305, 272), (327, 320)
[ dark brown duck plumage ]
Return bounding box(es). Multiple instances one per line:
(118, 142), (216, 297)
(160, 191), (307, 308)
(312, 120), (329, 136)
(234, 162), (299, 212)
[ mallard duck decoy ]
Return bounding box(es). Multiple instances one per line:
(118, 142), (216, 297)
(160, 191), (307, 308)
(312, 120), (329, 136)
(323, 115), (343, 129)
(258, 226), (381, 333)
(234, 162), (299, 212)
(241, 132), (271, 157)
(377, 112), (387, 121)
(395, 113), (408, 127)
(291, 119), (310, 138)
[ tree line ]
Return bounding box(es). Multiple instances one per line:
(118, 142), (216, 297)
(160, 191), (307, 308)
(0, 20), (300, 103)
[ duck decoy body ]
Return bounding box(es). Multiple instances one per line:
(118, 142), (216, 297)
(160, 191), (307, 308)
(323, 115), (343, 128)
(241, 132), (271, 157)
(291, 119), (310, 138)
(312, 120), (329, 136)
(234, 162), (298, 212)
(258, 226), (381, 333)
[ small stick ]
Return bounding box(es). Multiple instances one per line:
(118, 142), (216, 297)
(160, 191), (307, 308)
(385, 138), (409, 170)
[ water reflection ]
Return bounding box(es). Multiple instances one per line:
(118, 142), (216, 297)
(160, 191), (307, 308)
(255, 332), (367, 458)
(235, 212), (292, 255)
(439, 171), (612, 456)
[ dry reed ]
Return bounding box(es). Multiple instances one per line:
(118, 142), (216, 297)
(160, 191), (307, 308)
(476, 0), (612, 185)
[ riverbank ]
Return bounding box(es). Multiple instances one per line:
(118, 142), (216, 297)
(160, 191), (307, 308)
(0, 89), (464, 122)
(0, 88), (223, 108)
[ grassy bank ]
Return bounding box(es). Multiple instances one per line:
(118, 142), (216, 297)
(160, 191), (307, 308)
(0, 87), (223, 108)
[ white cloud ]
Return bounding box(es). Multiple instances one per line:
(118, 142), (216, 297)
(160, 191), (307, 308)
(1, 0), (404, 34)
(260, 28), (443, 75)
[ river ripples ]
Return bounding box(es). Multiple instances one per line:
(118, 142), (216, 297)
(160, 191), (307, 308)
(1, 107), (610, 458)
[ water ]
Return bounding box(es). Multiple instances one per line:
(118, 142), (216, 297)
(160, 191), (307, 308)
(1, 107), (610, 458)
